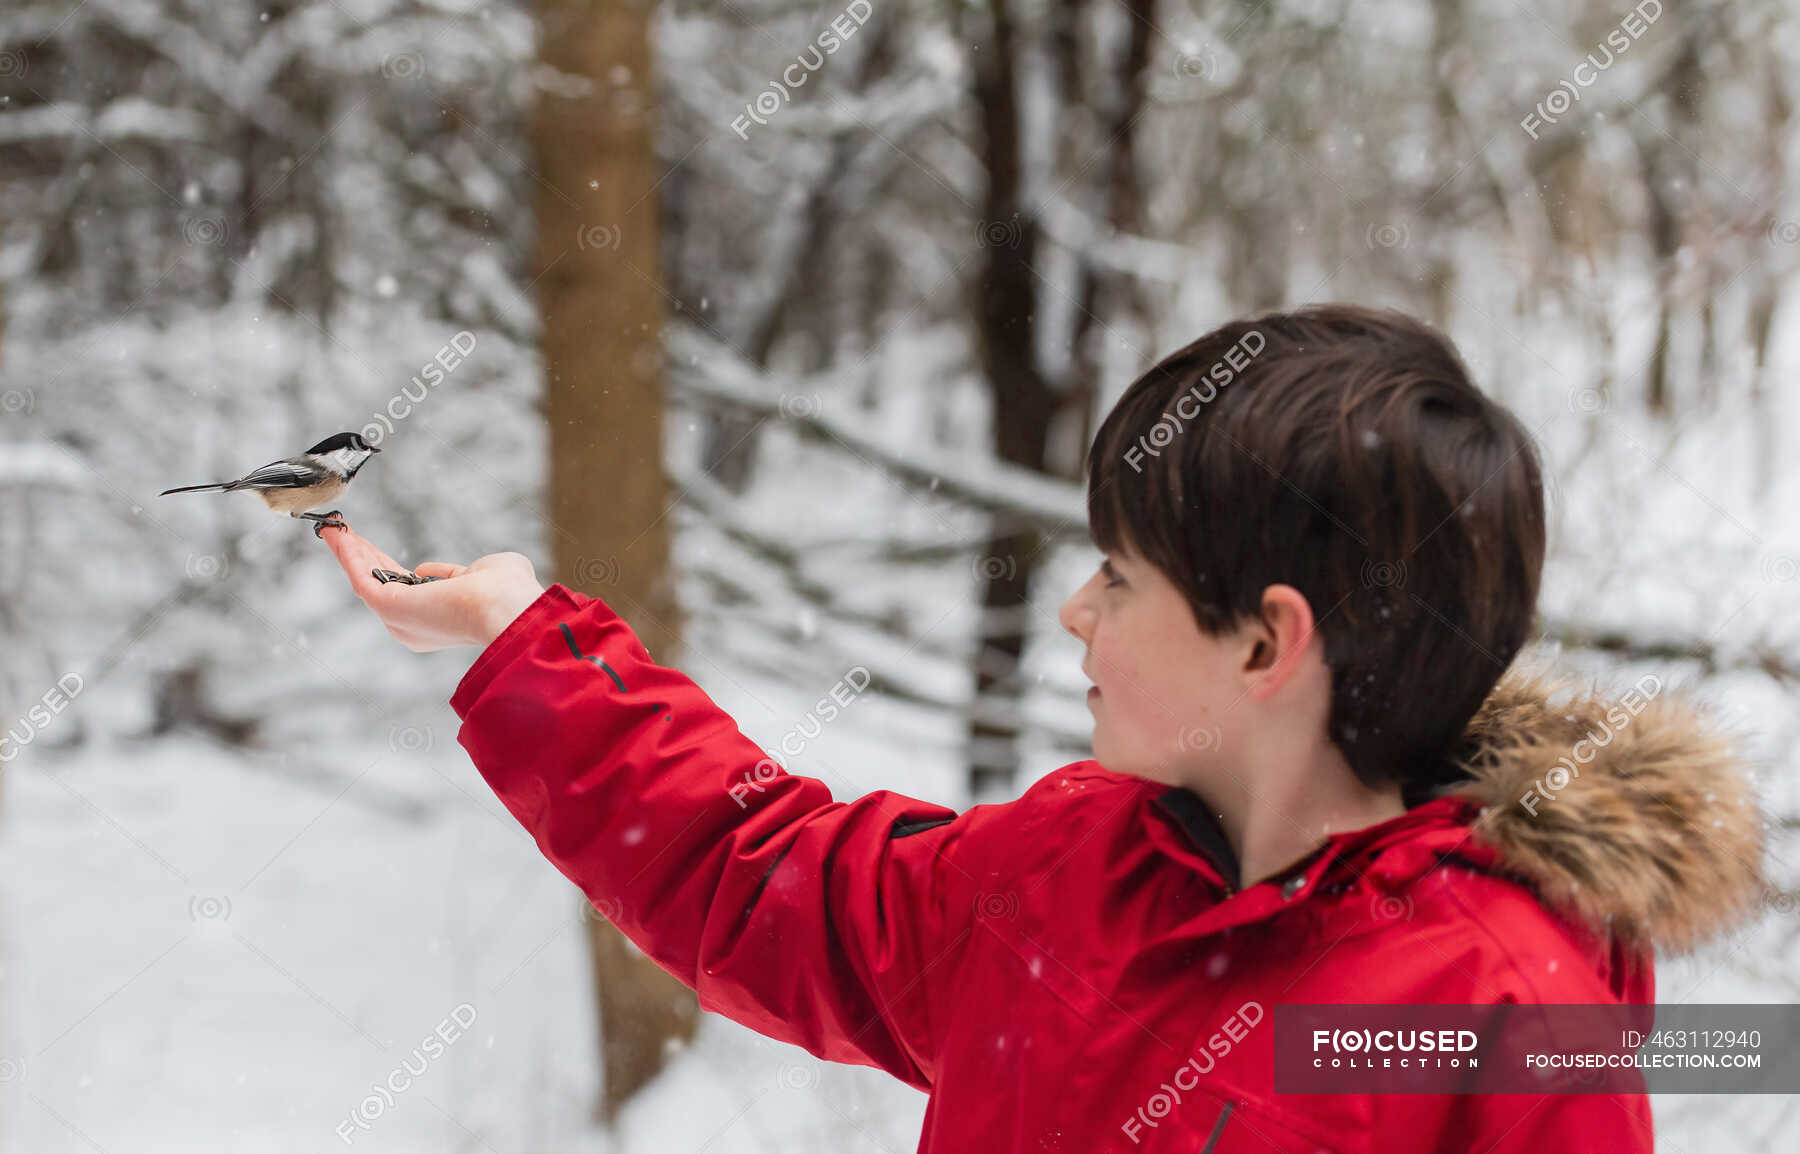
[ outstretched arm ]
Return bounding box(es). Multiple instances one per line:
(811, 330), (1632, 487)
(319, 523), (987, 1088)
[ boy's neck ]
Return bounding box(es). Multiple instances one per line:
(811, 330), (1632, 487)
(1198, 742), (1407, 889)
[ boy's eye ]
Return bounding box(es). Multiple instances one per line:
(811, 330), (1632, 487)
(1101, 560), (1125, 588)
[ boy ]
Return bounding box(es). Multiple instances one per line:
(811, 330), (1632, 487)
(324, 304), (1764, 1152)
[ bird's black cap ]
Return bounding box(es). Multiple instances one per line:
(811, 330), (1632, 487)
(306, 432), (380, 454)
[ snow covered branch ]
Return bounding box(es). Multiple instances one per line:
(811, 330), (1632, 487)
(0, 101), (209, 145)
(665, 324), (1090, 534)
(1541, 617), (1800, 684)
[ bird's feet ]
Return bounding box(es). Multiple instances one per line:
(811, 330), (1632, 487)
(302, 510), (347, 538)
(371, 567), (444, 586)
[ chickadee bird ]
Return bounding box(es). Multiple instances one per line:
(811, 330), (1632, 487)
(158, 432), (380, 537)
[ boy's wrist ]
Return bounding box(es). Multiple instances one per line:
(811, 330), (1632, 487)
(477, 579), (549, 648)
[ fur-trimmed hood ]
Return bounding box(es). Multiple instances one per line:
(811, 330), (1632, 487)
(1446, 667), (1768, 957)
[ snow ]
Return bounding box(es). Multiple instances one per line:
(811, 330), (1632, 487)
(0, 441), (86, 485)
(0, 668), (934, 1153)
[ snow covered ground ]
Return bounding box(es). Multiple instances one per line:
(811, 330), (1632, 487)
(0, 656), (943, 1154)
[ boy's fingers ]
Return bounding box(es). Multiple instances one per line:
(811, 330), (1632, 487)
(413, 561), (466, 578)
(317, 523), (369, 586)
(319, 523), (406, 602)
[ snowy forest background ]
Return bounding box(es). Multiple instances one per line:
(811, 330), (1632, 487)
(2, 0), (1798, 1150)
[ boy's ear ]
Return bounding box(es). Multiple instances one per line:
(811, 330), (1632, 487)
(1240, 584), (1319, 702)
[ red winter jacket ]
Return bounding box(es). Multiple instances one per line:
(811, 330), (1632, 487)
(450, 584), (1764, 1154)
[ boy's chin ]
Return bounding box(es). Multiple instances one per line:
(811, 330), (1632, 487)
(1091, 734), (1187, 787)
(1121, 763), (1188, 788)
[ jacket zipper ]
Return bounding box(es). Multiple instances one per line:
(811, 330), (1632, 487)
(1198, 1101), (1235, 1153)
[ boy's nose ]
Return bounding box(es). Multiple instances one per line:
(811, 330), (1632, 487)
(1059, 592), (1093, 643)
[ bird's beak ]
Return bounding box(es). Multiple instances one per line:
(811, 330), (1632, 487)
(369, 446), (382, 453)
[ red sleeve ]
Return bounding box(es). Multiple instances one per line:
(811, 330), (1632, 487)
(450, 583), (988, 1089)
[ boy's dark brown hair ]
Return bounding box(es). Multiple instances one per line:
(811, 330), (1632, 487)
(1086, 304), (1546, 798)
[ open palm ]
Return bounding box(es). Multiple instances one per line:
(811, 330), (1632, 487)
(319, 522), (545, 652)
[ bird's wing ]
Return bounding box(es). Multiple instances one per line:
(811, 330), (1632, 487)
(225, 457), (327, 490)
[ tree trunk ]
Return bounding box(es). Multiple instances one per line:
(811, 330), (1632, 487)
(966, 0), (1053, 800)
(1639, 27), (1703, 416)
(531, 0), (698, 1125)
(964, 0), (1152, 799)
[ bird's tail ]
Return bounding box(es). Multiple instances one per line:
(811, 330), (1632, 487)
(158, 483), (232, 496)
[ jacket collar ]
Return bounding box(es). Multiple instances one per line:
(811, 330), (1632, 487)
(1142, 784), (1486, 941)
(1148, 785), (1482, 893)
(1147, 787), (1240, 888)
